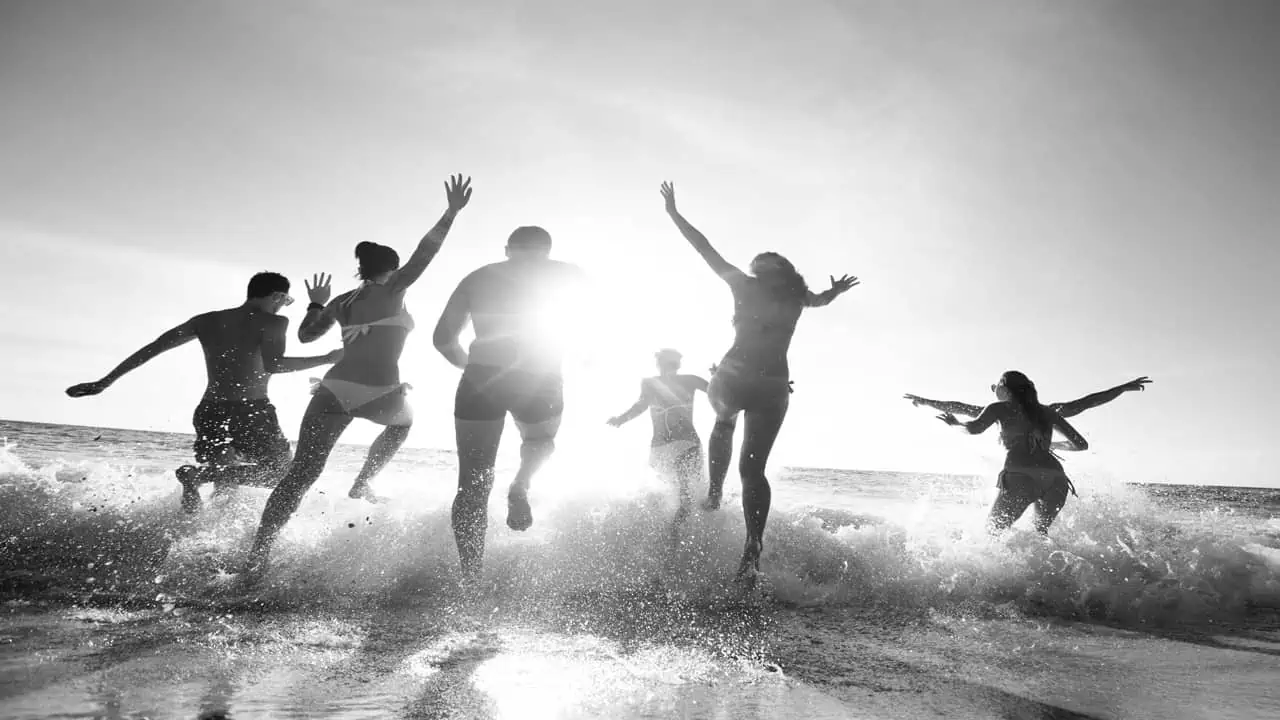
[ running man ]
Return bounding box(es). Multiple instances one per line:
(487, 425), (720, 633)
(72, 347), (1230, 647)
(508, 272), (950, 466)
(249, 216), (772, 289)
(66, 273), (342, 512)
(433, 225), (588, 578)
(607, 349), (709, 530)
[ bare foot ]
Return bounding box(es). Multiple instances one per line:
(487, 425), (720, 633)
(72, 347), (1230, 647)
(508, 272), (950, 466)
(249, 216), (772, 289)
(176, 465), (202, 514)
(737, 537), (762, 579)
(240, 553), (268, 584)
(701, 493), (722, 512)
(507, 489), (533, 531)
(348, 482), (387, 504)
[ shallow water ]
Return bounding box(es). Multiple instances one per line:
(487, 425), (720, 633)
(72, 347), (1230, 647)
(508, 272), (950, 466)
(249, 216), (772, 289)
(2, 419), (1279, 718)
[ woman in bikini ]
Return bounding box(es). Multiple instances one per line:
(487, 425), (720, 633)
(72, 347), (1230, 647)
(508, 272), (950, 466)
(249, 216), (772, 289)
(659, 182), (859, 580)
(935, 370), (1089, 534)
(607, 348), (709, 532)
(245, 174), (472, 573)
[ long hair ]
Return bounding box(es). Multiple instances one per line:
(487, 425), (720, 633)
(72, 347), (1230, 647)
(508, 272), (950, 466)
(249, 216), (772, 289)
(1001, 370), (1053, 445)
(751, 251), (809, 303)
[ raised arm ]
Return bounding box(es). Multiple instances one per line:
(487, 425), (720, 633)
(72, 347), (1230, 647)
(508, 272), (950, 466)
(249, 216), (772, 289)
(1050, 376), (1151, 419)
(1049, 410), (1089, 452)
(261, 316), (343, 373)
(298, 273), (340, 343)
(938, 403), (1002, 435)
(66, 319), (198, 397)
(660, 182), (745, 284)
(432, 277), (471, 369)
(805, 274), (860, 307)
(904, 394), (984, 417)
(386, 174), (472, 295)
(607, 381), (651, 427)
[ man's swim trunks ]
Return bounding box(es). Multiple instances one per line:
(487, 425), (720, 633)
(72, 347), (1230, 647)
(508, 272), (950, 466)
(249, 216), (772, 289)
(192, 398), (292, 468)
(454, 364), (565, 425)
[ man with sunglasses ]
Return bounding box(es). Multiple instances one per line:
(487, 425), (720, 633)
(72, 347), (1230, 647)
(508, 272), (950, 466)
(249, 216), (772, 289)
(66, 272), (343, 512)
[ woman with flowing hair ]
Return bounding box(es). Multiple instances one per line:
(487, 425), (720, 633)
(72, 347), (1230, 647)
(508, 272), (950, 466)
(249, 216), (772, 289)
(660, 181), (859, 581)
(937, 370), (1089, 534)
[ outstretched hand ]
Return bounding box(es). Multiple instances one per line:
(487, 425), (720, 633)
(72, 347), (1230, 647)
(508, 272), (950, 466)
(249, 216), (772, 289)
(829, 274), (860, 294)
(445, 174), (473, 212)
(660, 181), (677, 214)
(305, 273), (332, 306)
(1120, 376), (1152, 393)
(606, 416), (623, 428)
(936, 412), (961, 427)
(903, 393), (925, 407)
(66, 380), (110, 398)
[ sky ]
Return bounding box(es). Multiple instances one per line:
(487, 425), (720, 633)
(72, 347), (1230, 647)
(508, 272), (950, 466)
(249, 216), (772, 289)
(1, 0), (1277, 487)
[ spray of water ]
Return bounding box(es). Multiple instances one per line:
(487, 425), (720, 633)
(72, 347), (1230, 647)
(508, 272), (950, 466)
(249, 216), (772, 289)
(2, 442), (1278, 628)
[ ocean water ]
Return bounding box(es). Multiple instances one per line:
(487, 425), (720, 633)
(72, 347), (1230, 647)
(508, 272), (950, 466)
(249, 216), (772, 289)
(1, 418), (1279, 719)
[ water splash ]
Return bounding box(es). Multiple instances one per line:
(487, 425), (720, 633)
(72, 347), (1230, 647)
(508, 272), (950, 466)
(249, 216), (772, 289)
(2, 443), (1278, 628)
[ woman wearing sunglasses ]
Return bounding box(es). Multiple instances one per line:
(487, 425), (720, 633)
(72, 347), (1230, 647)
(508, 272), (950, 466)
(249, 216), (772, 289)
(936, 370), (1089, 534)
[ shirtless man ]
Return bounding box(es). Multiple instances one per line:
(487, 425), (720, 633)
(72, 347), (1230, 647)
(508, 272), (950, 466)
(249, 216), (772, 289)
(607, 349), (709, 529)
(66, 272), (343, 512)
(433, 226), (588, 578)
(903, 377), (1152, 421)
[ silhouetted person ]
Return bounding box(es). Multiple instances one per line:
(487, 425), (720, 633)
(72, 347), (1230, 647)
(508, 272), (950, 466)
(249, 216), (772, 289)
(66, 273), (341, 512)
(607, 348), (709, 532)
(904, 376), (1152, 420)
(245, 174), (471, 575)
(660, 181), (859, 582)
(433, 225), (588, 579)
(935, 370), (1089, 534)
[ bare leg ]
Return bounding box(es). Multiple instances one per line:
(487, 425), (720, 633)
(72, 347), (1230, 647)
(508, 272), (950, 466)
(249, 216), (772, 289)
(669, 443), (703, 548)
(507, 415), (561, 531)
(704, 414), (738, 510)
(737, 398), (788, 578)
(452, 418), (506, 579)
(349, 423), (412, 502)
(245, 399), (351, 574)
(986, 484), (1035, 535)
(1032, 479), (1071, 535)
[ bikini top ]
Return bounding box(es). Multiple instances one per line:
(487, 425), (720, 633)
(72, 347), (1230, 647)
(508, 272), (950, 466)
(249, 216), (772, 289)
(336, 283), (415, 344)
(340, 311), (415, 344)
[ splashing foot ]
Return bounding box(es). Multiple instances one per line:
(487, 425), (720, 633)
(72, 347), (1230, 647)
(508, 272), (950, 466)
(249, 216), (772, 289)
(176, 465), (202, 514)
(348, 481), (387, 504)
(737, 537), (762, 581)
(507, 489), (533, 531)
(701, 493), (722, 512)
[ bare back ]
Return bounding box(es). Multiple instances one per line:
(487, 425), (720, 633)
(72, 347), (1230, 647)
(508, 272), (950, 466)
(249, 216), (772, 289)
(191, 307), (281, 402)
(463, 259), (586, 374)
(645, 374), (705, 443)
(989, 401), (1062, 473)
(722, 273), (805, 378)
(325, 284), (411, 386)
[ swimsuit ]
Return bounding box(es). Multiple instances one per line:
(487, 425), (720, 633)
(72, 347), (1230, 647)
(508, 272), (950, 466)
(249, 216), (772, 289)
(312, 302), (415, 413)
(708, 361), (793, 416)
(192, 398), (291, 470)
(454, 365), (564, 425)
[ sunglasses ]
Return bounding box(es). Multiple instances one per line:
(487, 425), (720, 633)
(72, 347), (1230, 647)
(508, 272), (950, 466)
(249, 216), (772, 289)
(273, 292), (295, 306)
